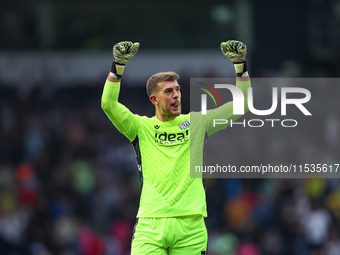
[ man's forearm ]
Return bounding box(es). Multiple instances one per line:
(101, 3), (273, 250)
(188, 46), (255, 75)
(236, 77), (251, 114)
(101, 79), (136, 135)
(236, 75), (250, 82)
(107, 73), (120, 83)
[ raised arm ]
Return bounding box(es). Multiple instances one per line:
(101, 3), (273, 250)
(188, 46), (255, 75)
(205, 40), (251, 136)
(101, 41), (140, 139)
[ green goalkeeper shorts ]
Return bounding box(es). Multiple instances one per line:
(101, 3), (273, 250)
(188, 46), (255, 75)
(131, 215), (208, 255)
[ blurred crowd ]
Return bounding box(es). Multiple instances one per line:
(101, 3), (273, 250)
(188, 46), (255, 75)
(0, 72), (340, 255)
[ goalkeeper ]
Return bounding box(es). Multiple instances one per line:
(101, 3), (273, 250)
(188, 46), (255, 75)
(101, 41), (251, 255)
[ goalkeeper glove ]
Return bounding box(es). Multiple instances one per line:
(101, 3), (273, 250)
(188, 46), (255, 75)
(220, 40), (248, 77)
(110, 41), (140, 79)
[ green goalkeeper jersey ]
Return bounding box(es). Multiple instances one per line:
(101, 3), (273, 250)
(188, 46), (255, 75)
(101, 79), (251, 218)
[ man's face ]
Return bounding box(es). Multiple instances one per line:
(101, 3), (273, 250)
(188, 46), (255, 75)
(154, 80), (181, 117)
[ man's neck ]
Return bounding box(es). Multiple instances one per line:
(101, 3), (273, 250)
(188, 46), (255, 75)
(155, 112), (178, 122)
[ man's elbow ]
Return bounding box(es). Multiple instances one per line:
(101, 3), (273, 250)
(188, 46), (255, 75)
(101, 99), (109, 112)
(244, 104), (250, 114)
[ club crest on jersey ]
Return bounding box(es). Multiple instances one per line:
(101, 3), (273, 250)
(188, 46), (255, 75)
(178, 120), (190, 130)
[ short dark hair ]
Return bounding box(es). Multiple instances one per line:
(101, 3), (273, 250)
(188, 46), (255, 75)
(146, 71), (179, 97)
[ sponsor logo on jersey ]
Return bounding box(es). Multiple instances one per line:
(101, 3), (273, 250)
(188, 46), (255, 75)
(154, 125), (160, 129)
(178, 119), (190, 130)
(154, 130), (189, 145)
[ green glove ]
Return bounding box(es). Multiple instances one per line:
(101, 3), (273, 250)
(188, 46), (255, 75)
(110, 41), (140, 79)
(220, 40), (248, 77)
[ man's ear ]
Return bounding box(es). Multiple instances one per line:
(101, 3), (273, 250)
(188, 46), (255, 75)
(150, 95), (158, 105)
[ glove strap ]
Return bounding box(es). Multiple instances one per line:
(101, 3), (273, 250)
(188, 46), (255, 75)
(234, 61), (248, 77)
(110, 61), (125, 79)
